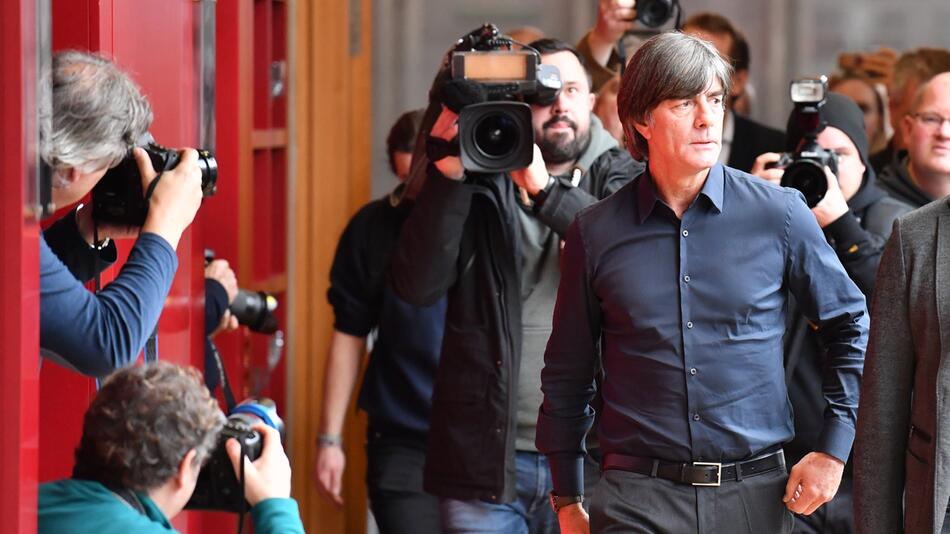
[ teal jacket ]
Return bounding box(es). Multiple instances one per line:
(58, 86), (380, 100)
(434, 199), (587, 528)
(39, 479), (305, 533)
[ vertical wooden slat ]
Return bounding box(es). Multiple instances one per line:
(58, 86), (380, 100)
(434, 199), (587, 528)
(288, 0), (372, 531)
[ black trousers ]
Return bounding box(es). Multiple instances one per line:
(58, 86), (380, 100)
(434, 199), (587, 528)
(590, 465), (795, 534)
(366, 434), (442, 534)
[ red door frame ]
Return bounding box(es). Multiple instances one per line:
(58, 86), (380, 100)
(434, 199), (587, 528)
(0, 0), (41, 532)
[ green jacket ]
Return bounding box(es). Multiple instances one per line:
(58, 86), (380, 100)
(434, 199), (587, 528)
(39, 479), (304, 533)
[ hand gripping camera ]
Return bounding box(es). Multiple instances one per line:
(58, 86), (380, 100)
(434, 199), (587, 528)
(186, 398), (284, 513)
(91, 133), (218, 226)
(767, 76), (838, 208)
(449, 24), (562, 173)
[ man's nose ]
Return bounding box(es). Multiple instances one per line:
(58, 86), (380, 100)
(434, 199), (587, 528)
(551, 90), (569, 114)
(694, 100), (715, 128)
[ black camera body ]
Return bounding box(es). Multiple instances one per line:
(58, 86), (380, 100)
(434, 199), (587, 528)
(768, 77), (838, 208)
(91, 133), (217, 227)
(204, 249), (280, 334)
(636, 0), (681, 27)
(449, 24), (562, 173)
(186, 398), (284, 513)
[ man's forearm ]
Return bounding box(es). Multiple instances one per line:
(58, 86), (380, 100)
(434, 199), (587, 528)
(40, 232), (178, 376)
(390, 165), (475, 306)
(319, 331), (367, 436)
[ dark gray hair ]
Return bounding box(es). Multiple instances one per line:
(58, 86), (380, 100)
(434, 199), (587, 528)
(617, 32), (733, 160)
(40, 50), (152, 181)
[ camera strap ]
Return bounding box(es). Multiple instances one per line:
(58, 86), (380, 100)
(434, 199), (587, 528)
(89, 224), (158, 389)
(208, 338), (238, 412)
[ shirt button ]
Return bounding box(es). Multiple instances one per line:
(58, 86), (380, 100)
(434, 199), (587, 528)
(693, 413), (701, 421)
(684, 275), (691, 283)
(690, 367), (697, 375)
(496, 360), (502, 367)
(682, 230), (689, 237)
(686, 321), (694, 329)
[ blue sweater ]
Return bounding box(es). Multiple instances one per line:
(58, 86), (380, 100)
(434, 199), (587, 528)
(40, 222), (179, 377)
(39, 479), (304, 534)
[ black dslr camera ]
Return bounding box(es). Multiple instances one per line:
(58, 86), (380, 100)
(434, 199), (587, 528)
(767, 76), (838, 208)
(92, 133), (218, 226)
(635, 0), (682, 27)
(449, 24), (562, 173)
(204, 249), (280, 334)
(186, 398), (284, 513)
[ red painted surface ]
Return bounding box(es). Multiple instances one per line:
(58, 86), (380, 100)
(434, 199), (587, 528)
(1, 0), (41, 531)
(34, 1), (288, 531)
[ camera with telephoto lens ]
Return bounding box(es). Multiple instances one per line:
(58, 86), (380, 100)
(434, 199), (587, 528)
(635, 0), (681, 27)
(91, 132), (218, 227)
(185, 398), (284, 513)
(204, 250), (280, 334)
(766, 76), (838, 208)
(450, 24), (562, 173)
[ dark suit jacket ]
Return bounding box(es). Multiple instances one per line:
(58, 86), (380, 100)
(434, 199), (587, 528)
(727, 113), (786, 173)
(854, 197), (950, 534)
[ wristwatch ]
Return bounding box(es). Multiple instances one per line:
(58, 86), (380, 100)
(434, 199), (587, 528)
(549, 491), (584, 513)
(529, 175), (557, 209)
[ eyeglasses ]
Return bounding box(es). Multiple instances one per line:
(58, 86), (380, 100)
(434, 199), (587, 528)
(912, 112), (950, 130)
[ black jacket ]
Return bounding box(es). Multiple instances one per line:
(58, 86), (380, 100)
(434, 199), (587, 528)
(878, 151), (935, 208)
(728, 113), (786, 173)
(785, 171), (913, 469)
(390, 123), (642, 502)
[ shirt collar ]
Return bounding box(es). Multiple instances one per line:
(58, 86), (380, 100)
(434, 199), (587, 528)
(635, 163), (725, 223)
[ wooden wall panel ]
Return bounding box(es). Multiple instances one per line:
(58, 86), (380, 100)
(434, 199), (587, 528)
(288, 0), (372, 531)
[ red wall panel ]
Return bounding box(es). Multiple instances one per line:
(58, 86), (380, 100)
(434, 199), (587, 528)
(2, 1), (41, 533)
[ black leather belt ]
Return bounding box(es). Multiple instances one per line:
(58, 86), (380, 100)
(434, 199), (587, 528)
(602, 450), (785, 487)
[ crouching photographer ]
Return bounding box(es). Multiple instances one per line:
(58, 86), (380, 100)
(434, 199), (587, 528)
(391, 26), (642, 533)
(751, 81), (911, 533)
(38, 361), (304, 534)
(40, 50), (210, 377)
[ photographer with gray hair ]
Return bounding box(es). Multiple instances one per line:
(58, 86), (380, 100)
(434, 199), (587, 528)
(38, 361), (304, 533)
(39, 50), (204, 376)
(537, 32), (868, 534)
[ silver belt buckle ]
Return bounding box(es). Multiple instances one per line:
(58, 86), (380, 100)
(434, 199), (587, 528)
(691, 461), (721, 486)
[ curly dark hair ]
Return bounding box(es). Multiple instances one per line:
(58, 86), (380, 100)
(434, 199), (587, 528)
(72, 362), (225, 491)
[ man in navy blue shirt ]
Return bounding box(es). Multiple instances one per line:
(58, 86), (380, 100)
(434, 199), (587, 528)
(536, 33), (869, 534)
(39, 50), (204, 377)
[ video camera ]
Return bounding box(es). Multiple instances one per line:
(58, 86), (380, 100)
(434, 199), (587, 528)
(204, 250), (280, 334)
(186, 397), (285, 513)
(447, 24), (562, 173)
(767, 76), (838, 208)
(91, 133), (218, 227)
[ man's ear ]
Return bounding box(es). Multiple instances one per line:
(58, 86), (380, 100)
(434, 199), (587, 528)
(632, 118), (652, 142)
(900, 114), (915, 144)
(588, 91), (596, 111)
(65, 166), (82, 185)
(175, 449), (199, 488)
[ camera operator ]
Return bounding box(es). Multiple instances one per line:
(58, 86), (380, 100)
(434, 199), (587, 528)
(390, 38), (642, 533)
(751, 93), (911, 533)
(38, 361), (304, 533)
(39, 50), (204, 377)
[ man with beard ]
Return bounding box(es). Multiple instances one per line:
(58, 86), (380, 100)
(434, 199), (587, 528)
(390, 38), (642, 533)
